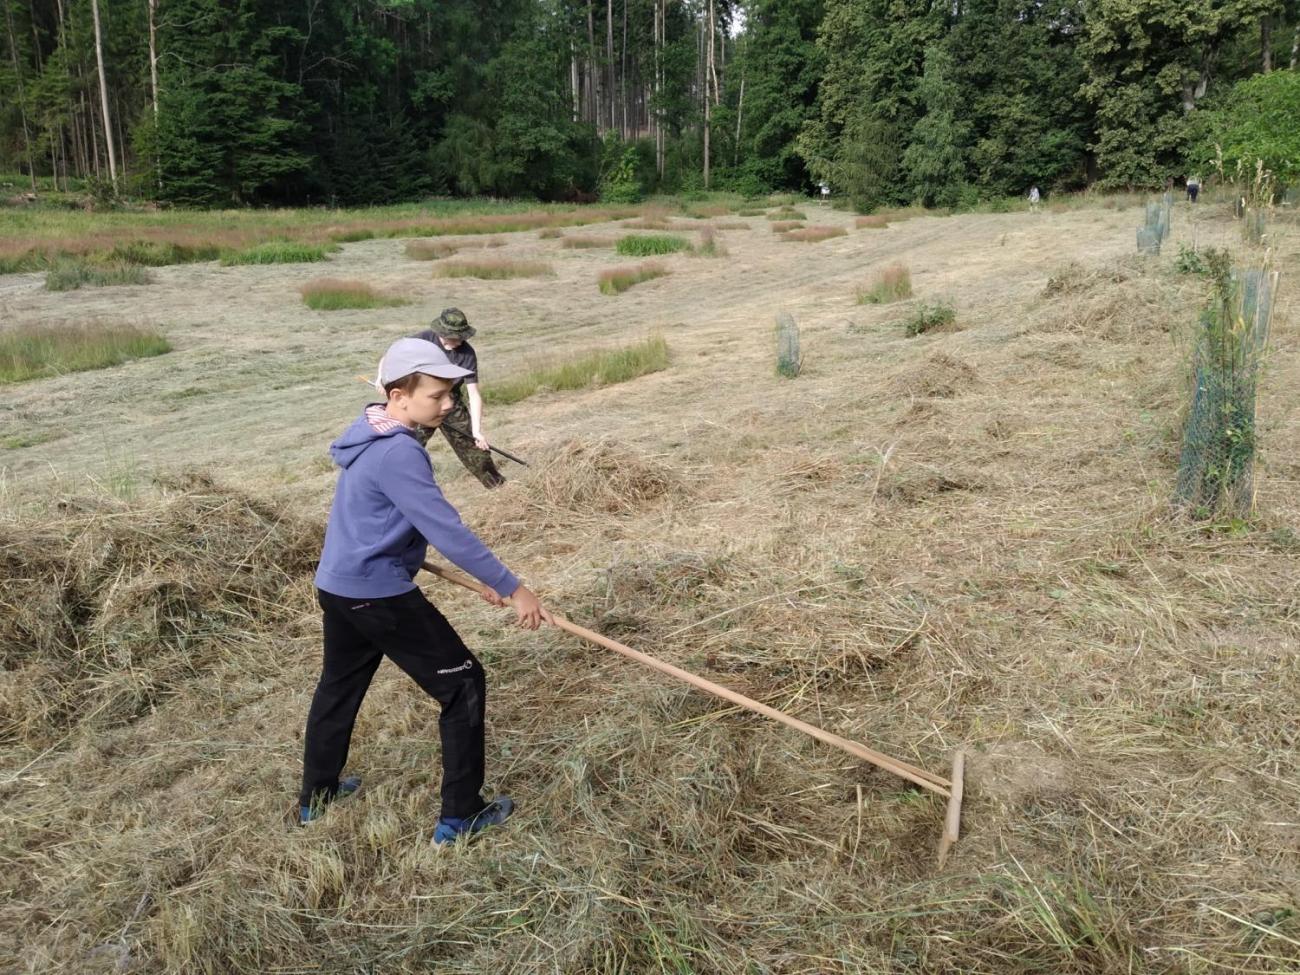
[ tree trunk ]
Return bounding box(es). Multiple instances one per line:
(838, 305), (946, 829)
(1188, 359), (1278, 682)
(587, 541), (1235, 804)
(703, 0), (715, 188)
(734, 69), (745, 167)
(148, 0), (160, 116)
(606, 0), (615, 133)
(3, 0), (37, 191)
(620, 0), (628, 138)
(586, 1), (597, 127)
(570, 46), (580, 122)
(90, 0), (118, 185)
(1291, 23), (1299, 69)
(1261, 17), (1272, 72)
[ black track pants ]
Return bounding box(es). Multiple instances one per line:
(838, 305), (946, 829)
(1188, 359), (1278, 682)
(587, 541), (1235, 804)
(300, 588), (487, 817)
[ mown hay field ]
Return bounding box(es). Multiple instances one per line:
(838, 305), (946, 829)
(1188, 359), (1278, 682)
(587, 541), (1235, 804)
(1, 195), (1298, 973)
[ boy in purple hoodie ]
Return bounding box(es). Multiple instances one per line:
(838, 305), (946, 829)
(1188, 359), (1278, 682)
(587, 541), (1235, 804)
(302, 337), (550, 843)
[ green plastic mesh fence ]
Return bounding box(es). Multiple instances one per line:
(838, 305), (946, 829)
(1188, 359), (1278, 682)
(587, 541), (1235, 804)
(775, 312), (801, 378)
(1137, 227), (1161, 256)
(1175, 268), (1279, 516)
(1138, 199), (1168, 254)
(1243, 209), (1266, 245)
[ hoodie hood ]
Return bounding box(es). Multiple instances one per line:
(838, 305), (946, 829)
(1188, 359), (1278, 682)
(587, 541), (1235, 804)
(330, 404), (415, 469)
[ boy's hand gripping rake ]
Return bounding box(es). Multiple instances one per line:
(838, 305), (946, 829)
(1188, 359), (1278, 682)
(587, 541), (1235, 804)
(422, 560), (966, 864)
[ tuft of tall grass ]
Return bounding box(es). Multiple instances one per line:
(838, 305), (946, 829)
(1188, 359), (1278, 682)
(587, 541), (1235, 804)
(299, 279), (409, 310)
(694, 228), (728, 257)
(107, 241), (222, 265)
(483, 336), (670, 405)
(782, 225), (847, 243)
(560, 235), (616, 249)
(433, 258), (554, 280)
(769, 221), (805, 233)
(767, 208), (807, 221)
(219, 241), (336, 266)
(858, 263), (913, 304)
(0, 322), (171, 383)
(855, 215), (889, 229)
(45, 259), (150, 291)
(615, 234), (691, 257)
(598, 261), (668, 294)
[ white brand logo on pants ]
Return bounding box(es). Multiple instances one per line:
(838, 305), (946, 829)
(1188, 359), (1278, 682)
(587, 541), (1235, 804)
(436, 659), (474, 675)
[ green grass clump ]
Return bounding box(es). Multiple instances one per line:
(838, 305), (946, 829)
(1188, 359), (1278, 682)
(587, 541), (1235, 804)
(483, 336), (669, 405)
(300, 278), (409, 310)
(858, 263), (913, 304)
(767, 208), (807, 221)
(328, 228), (377, 243)
(598, 261), (669, 294)
(433, 258), (554, 279)
(615, 234), (691, 257)
(45, 260), (151, 291)
(904, 301), (956, 336)
(0, 322), (171, 383)
(107, 241), (222, 265)
(219, 241), (336, 266)
(736, 208), (765, 217)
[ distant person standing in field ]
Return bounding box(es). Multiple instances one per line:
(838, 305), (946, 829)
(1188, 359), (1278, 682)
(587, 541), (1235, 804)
(819, 180), (831, 204)
(411, 308), (505, 489)
(1187, 175), (1201, 204)
(1028, 185), (1041, 212)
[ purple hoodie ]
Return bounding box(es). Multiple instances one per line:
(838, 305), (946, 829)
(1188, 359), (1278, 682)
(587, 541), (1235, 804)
(314, 404), (519, 599)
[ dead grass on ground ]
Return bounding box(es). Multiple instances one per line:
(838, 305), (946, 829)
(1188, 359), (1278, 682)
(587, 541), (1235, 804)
(404, 238), (507, 261)
(782, 225), (847, 243)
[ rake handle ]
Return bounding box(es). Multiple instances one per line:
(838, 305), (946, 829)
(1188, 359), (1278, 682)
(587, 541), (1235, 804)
(421, 561), (951, 797)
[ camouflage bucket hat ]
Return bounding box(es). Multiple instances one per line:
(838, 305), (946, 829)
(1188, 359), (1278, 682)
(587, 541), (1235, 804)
(432, 307), (476, 339)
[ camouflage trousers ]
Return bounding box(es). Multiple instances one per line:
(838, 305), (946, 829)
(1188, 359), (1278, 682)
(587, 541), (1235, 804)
(417, 400), (505, 489)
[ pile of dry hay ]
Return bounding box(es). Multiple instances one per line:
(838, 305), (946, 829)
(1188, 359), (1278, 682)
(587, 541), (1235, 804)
(0, 476), (322, 746)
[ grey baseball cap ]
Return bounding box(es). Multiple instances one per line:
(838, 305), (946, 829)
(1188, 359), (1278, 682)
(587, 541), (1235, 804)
(375, 337), (472, 388)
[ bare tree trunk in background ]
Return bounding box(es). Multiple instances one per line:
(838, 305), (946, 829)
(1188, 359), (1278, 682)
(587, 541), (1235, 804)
(587, 0), (597, 127)
(703, 0), (715, 188)
(606, 0), (615, 133)
(653, 0), (663, 176)
(3, 0), (37, 191)
(570, 45), (580, 122)
(91, 0), (118, 186)
(148, 0), (160, 115)
(1291, 23), (1299, 68)
(734, 68), (744, 167)
(620, 0), (628, 138)
(1261, 17), (1272, 72)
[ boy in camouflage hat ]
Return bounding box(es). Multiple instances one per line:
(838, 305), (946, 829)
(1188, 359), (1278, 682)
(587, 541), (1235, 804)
(412, 308), (505, 489)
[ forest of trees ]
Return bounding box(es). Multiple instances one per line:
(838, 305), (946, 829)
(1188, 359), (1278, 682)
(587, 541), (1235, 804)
(1, 0), (1297, 209)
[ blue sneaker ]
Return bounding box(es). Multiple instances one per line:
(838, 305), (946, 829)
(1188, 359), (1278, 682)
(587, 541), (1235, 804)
(299, 775), (362, 826)
(433, 796), (515, 846)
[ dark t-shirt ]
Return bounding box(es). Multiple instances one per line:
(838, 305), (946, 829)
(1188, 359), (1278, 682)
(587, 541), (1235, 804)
(414, 329), (478, 388)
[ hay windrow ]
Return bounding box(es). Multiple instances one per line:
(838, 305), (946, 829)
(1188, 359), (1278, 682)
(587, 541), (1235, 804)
(0, 477), (321, 745)
(889, 352), (978, 399)
(502, 441), (687, 523)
